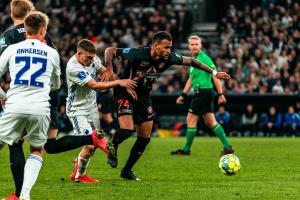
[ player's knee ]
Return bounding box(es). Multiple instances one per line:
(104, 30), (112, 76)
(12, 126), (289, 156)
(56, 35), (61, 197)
(205, 119), (217, 129)
(187, 116), (197, 127)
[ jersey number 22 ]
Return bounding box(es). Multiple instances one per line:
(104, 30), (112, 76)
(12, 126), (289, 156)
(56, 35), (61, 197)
(14, 56), (47, 88)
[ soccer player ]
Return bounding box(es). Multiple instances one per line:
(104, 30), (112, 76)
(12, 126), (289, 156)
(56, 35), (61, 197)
(101, 31), (231, 180)
(0, 11), (61, 200)
(0, 1), (60, 199)
(170, 35), (234, 156)
(66, 39), (137, 182)
(97, 90), (119, 138)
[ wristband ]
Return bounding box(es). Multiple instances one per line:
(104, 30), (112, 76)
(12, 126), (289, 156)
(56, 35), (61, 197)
(181, 93), (187, 99)
(212, 70), (217, 76)
(217, 92), (224, 97)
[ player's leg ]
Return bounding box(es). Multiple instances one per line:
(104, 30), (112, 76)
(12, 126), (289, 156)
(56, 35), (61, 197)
(19, 114), (50, 200)
(20, 146), (44, 200)
(44, 127), (95, 154)
(107, 90), (135, 168)
(202, 112), (234, 155)
(8, 140), (25, 198)
(0, 113), (27, 199)
(69, 114), (110, 183)
(171, 112), (198, 155)
(44, 107), (95, 154)
(120, 120), (152, 181)
(107, 115), (135, 168)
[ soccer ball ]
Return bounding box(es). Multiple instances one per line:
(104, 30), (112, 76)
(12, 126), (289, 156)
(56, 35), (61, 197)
(218, 154), (241, 175)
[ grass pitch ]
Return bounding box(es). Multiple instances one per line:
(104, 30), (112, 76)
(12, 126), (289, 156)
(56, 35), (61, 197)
(0, 137), (300, 200)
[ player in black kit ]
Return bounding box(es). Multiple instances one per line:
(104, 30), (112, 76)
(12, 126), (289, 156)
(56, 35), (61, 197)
(101, 31), (231, 180)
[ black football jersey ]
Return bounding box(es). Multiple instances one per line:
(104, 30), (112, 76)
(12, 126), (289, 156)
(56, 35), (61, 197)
(115, 47), (183, 94)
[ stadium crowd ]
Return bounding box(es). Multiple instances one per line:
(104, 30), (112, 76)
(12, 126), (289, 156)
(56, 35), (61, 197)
(0, 0), (299, 134)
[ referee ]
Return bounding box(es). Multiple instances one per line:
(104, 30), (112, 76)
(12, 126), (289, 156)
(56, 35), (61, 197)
(171, 35), (234, 156)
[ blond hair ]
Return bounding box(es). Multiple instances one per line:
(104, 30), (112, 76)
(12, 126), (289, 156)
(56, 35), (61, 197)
(188, 35), (202, 43)
(10, 0), (35, 20)
(24, 11), (49, 35)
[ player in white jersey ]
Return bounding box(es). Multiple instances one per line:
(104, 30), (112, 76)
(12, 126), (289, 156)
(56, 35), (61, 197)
(66, 39), (137, 183)
(0, 12), (60, 200)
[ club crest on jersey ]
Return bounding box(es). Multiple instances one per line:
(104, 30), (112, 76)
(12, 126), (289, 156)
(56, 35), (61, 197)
(78, 71), (87, 80)
(83, 129), (90, 135)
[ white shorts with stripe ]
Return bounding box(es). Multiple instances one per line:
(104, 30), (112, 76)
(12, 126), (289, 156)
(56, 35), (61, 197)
(0, 112), (50, 148)
(68, 112), (100, 136)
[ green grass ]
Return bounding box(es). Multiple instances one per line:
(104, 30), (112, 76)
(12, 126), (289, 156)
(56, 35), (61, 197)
(1, 137), (300, 200)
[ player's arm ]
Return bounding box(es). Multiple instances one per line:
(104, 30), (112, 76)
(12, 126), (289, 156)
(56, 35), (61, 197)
(182, 56), (230, 80)
(86, 79), (136, 91)
(0, 34), (10, 56)
(101, 47), (118, 81)
(176, 77), (192, 105)
(213, 76), (226, 105)
(102, 47), (138, 81)
(51, 51), (61, 91)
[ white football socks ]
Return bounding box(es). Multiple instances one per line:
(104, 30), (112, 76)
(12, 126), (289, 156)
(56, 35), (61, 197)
(76, 156), (90, 178)
(20, 154), (43, 200)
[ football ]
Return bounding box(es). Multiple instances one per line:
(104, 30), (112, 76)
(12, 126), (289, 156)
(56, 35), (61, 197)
(219, 154), (241, 176)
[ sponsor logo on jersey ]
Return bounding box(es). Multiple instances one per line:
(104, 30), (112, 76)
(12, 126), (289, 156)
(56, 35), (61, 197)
(140, 60), (150, 67)
(123, 48), (131, 54)
(0, 37), (5, 45)
(78, 71), (87, 80)
(16, 28), (25, 33)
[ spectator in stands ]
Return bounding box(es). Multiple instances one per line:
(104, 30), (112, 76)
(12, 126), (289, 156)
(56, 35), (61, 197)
(283, 105), (300, 136)
(263, 106), (282, 136)
(241, 104), (258, 136)
(215, 106), (230, 134)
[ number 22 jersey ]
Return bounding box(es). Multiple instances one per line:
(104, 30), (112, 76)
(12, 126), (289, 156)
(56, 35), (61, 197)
(0, 39), (61, 115)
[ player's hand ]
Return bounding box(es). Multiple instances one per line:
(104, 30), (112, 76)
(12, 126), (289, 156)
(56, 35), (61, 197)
(126, 88), (137, 100)
(176, 96), (184, 105)
(218, 95), (226, 105)
(100, 69), (114, 81)
(119, 79), (137, 90)
(216, 72), (231, 80)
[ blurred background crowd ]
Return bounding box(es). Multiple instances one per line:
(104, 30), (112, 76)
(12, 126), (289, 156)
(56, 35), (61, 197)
(0, 0), (299, 135)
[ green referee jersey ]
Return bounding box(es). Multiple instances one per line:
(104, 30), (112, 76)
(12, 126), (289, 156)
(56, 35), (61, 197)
(189, 50), (216, 89)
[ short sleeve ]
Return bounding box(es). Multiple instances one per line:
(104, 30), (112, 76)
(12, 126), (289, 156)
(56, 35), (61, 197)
(94, 56), (105, 71)
(0, 45), (12, 76)
(51, 50), (61, 77)
(67, 64), (92, 86)
(0, 35), (9, 56)
(116, 48), (140, 61)
(168, 52), (183, 65)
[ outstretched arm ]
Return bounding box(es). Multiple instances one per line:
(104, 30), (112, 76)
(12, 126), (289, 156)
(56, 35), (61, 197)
(182, 56), (230, 80)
